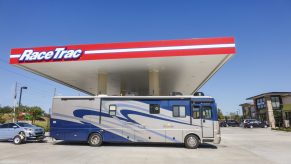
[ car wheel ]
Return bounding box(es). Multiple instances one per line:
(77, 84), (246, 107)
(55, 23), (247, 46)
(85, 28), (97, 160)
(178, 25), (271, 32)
(19, 131), (27, 143)
(184, 134), (200, 149)
(13, 135), (22, 145)
(250, 125), (253, 128)
(37, 139), (45, 143)
(264, 125), (267, 128)
(88, 133), (102, 147)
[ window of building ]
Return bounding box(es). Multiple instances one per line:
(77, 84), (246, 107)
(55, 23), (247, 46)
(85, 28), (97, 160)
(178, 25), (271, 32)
(271, 96), (281, 109)
(256, 98), (266, 109)
(173, 105), (186, 117)
(192, 106), (200, 119)
(109, 105), (117, 116)
(202, 106), (212, 119)
(149, 104), (160, 114)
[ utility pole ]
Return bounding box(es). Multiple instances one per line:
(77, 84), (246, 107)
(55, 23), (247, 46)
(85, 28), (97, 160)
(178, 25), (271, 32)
(13, 82), (17, 123)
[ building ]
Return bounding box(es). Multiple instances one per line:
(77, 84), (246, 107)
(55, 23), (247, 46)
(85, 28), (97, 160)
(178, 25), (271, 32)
(241, 92), (291, 128)
(240, 103), (256, 119)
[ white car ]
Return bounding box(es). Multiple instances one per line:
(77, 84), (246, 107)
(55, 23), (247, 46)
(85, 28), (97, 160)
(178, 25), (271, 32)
(0, 122), (45, 144)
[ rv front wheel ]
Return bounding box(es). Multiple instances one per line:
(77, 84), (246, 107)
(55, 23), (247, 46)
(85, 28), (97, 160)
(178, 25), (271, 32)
(184, 134), (200, 149)
(88, 133), (102, 147)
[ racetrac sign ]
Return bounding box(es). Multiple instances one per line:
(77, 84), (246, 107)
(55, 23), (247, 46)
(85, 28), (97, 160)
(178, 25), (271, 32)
(10, 37), (236, 64)
(19, 48), (82, 62)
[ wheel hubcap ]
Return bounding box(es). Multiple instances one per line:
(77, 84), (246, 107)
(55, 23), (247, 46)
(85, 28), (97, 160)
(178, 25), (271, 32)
(91, 135), (100, 145)
(187, 136), (197, 147)
(15, 138), (20, 143)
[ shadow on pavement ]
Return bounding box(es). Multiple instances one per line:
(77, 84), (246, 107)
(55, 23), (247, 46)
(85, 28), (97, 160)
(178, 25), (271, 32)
(53, 141), (217, 149)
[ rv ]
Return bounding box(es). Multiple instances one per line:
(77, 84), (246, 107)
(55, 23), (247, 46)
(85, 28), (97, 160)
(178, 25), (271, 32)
(50, 95), (221, 149)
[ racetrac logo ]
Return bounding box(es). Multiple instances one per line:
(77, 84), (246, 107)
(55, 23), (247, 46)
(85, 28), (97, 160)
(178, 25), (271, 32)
(18, 48), (82, 62)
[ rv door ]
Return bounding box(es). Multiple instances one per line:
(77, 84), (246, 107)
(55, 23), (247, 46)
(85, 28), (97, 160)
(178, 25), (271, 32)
(201, 105), (214, 138)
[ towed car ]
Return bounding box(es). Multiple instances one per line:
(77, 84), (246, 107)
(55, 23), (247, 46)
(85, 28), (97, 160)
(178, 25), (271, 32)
(0, 122), (45, 144)
(245, 120), (268, 128)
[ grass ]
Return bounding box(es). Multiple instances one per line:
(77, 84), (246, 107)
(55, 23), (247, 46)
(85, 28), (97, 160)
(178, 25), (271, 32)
(1, 114), (13, 123)
(34, 117), (50, 132)
(272, 127), (291, 132)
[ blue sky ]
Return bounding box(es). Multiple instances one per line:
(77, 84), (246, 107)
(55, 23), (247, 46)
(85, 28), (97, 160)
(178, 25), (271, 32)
(0, 0), (291, 114)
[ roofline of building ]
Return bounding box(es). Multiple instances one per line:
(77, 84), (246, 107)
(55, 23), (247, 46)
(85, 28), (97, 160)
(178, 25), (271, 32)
(246, 92), (291, 100)
(239, 103), (254, 106)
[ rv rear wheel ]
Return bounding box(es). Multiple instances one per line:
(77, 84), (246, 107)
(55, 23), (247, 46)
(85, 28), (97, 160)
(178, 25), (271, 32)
(88, 133), (102, 147)
(184, 134), (200, 149)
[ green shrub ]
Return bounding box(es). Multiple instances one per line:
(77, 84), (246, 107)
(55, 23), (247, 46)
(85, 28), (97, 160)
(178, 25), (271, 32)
(272, 127), (291, 132)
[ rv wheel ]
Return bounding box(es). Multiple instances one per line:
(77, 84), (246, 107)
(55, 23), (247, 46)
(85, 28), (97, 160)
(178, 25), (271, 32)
(88, 133), (103, 147)
(184, 134), (200, 149)
(13, 135), (22, 145)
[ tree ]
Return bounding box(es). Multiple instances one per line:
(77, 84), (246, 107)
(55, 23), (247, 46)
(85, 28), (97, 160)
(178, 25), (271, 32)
(0, 106), (13, 114)
(0, 114), (6, 124)
(229, 112), (241, 122)
(217, 108), (224, 121)
(30, 106), (44, 124)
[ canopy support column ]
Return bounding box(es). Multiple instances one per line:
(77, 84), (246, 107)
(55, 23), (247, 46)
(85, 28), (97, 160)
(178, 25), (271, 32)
(266, 96), (276, 128)
(97, 72), (107, 95)
(149, 70), (160, 96)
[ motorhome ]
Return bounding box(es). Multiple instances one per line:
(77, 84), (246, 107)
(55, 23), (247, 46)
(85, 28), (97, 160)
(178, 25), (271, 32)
(50, 95), (220, 149)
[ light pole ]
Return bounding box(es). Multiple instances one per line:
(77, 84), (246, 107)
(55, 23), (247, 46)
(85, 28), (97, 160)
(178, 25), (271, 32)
(18, 86), (28, 107)
(237, 109), (241, 122)
(13, 82), (18, 123)
(14, 86), (27, 123)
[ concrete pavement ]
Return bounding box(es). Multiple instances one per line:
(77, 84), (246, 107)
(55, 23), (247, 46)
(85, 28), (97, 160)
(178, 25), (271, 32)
(0, 128), (291, 164)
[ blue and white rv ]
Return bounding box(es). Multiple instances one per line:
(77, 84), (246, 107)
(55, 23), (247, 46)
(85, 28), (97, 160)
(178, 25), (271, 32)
(50, 95), (221, 149)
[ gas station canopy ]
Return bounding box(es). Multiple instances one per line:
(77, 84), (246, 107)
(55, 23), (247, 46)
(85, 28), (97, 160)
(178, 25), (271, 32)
(10, 37), (236, 96)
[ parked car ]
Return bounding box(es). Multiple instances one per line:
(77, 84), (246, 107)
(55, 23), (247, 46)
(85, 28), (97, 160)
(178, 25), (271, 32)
(0, 122), (45, 144)
(219, 121), (228, 127)
(220, 120), (240, 127)
(244, 120), (268, 128)
(243, 119), (257, 128)
(227, 120), (240, 127)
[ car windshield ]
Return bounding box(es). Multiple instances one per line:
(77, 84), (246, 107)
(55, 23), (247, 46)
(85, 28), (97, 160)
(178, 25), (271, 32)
(17, 123), (34, 127)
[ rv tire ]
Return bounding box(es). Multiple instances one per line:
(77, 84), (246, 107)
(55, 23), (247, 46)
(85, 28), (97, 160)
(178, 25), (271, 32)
(88, 133), (102, 147)
(184, 134), (200, 149)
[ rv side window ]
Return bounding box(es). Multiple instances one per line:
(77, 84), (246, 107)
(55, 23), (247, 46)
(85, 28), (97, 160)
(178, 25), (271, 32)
(193, 106), (200, 119)
(149, 104), (160, 114)
(172, 105), (186, 117)
(202, 106), (212, 119)
(109, 105), (117, 116)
